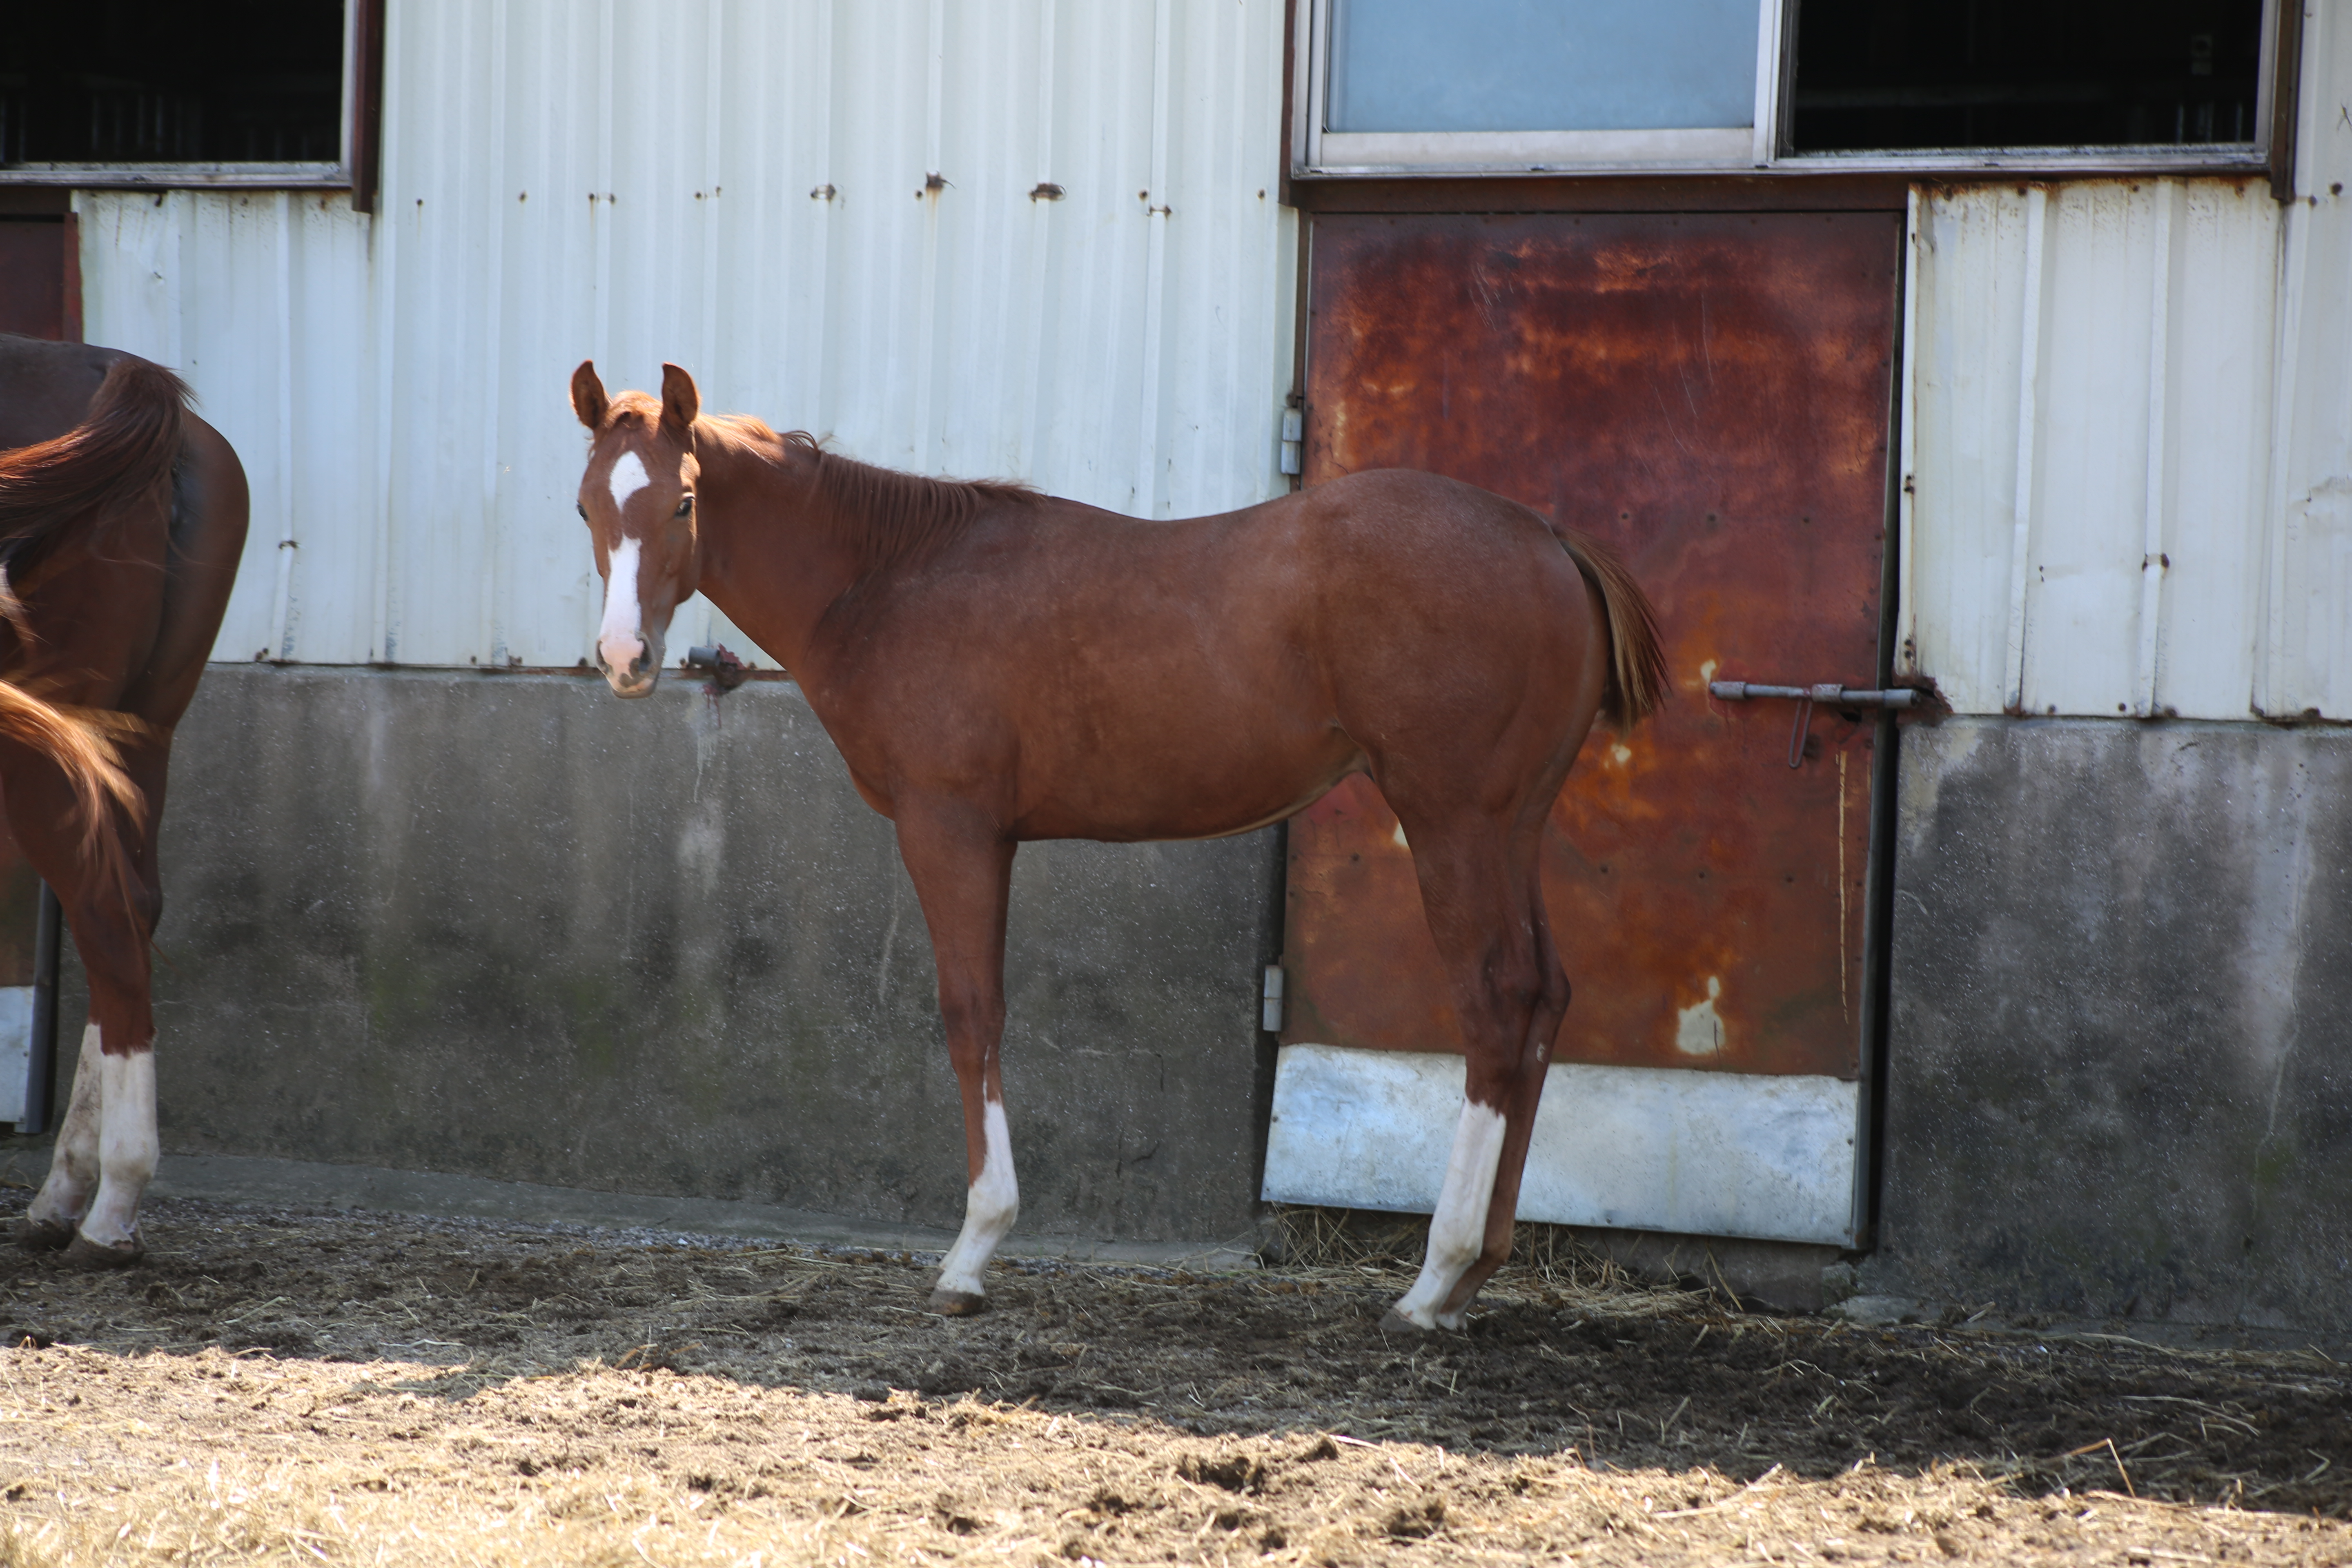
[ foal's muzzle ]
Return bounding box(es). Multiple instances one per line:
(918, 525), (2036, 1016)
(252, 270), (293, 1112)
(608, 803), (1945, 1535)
(597, 631), (663, 698)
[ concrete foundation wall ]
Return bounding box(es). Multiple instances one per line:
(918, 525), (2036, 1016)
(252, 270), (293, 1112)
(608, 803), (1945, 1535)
(105, 666), (1281, 1246)
(1869, 717), (2352, 1333)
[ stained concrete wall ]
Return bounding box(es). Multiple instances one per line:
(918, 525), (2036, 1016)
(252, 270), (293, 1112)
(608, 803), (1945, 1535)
(1866, 717), (2352, 1334)
(104, 666), (1281, 1246)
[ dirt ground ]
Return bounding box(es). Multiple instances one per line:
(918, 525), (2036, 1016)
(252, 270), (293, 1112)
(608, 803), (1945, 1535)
(0, 1196), (2345, 1566)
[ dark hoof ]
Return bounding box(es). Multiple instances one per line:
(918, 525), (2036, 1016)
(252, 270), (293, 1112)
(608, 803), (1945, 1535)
(13, 1218), (72, 1253)
(928, 1287), (989, 1317)
(1379, 1307), (1438, 1337)
(60, 1232), (143, 1270)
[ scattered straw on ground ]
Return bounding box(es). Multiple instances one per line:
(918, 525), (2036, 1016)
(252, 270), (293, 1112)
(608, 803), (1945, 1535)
(0, 1196), (2343, 1565)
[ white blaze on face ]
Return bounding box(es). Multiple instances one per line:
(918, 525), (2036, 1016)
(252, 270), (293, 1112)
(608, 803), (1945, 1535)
(597, 536), (646, 681)
(934, 1099), (1020, 1299)
(607, 448), (650, 510)
(1390, 1098), (1508, 1330)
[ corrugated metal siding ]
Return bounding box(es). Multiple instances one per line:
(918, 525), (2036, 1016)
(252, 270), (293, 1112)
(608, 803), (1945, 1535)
(76, 0), (1297, 670)
(1899, 181), (2283, 719)
(2264, 0), (2352, 721)
(1900, 2), (2352, 722)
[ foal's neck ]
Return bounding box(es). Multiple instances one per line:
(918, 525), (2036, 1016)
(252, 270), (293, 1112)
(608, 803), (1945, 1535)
(691, 422), (864, 681)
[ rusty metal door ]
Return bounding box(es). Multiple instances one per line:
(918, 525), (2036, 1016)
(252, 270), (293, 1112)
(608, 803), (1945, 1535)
(1263, 210), (1901, 1245)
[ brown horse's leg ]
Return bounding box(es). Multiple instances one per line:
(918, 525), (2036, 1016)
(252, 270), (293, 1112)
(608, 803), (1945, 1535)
(8, 738), (165, 1266)
(893, 801), (1018, 1316)
(1381, 813), (1559, 1333)
(1437, 893), (1570, 1319)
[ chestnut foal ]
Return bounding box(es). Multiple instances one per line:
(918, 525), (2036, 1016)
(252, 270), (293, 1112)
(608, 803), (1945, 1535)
(1, 336), (247, 1265)
(571, 363), (1663, 1330)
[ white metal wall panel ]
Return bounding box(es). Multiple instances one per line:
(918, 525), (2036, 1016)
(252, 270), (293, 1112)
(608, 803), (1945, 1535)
(75, 191), (379, 665)
(75, 0), (1296, 671)
(1900, 180), (2282, 719)
(2264, 0), (2352, 720)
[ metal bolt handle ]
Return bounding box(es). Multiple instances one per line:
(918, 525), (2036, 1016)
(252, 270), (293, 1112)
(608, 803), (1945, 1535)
(1708, 680), (1919, 769)
(1708, 681), (1918, 708)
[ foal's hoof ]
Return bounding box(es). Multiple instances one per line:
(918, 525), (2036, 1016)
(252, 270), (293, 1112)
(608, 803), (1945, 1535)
(1378, 1306), (1439, 1337)
(60, 1232), (143, 1270)
(927, 1287), (989, 1317)
(13, 1218), (74, 1253)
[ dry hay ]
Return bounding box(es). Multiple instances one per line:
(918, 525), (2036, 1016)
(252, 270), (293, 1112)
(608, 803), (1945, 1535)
(0, 1195), (2344, 1566)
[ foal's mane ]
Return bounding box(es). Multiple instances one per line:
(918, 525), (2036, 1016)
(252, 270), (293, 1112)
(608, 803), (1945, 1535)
(707, 414), (1039, 571)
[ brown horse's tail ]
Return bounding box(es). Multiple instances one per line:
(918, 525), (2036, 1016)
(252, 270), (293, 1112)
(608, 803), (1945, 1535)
(1552, 526), (1668, 734)
(0, 356), (177, 905)
(0, 686), (142, 895)
(0, 355), (188, 576)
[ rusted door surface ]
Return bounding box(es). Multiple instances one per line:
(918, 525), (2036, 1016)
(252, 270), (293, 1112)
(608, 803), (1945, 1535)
(1269, 211), (1899, 1241)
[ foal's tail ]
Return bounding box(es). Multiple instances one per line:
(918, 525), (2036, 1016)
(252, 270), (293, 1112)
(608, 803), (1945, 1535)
(0, 356), (178, 903)
(0, 687), (142, 893)
(0, 355), (188, 575)
(1551, 526), (1668, 734)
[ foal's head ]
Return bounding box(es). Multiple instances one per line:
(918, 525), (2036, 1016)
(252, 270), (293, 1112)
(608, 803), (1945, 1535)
(570, 360), (702, 698)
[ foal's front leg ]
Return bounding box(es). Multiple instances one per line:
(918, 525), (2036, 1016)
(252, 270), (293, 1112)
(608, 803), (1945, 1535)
(893, 802), (1019, 1315)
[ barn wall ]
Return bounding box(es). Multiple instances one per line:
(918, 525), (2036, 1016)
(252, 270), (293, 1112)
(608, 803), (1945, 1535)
(74, 0), (1298, 670)
(105, 666), (1281, 1247)
(1867, 717), (2352, 1333)
(53, 0), (1298, 1246)
(1866, 6), (2352, 1333)
(1898, 0), (2352, 722)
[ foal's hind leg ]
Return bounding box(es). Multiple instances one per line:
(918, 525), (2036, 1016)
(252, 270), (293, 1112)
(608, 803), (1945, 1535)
(18, 1024), (102, 1250)
(1436, 899), (1570, 1319)
(893, 800), (1021, 1315)
(1381, 812), (1566, 1332)
(8, 737), (165, 1265)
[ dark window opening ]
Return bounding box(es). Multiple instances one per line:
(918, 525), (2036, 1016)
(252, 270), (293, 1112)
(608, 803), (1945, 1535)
(1791, 0), (2267, 152)
(0, 1), (345, 166)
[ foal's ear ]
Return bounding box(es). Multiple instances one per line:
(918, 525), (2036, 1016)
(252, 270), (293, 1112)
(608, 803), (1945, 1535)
(659, 363), (700, 437)
(570, 361), (609, 430)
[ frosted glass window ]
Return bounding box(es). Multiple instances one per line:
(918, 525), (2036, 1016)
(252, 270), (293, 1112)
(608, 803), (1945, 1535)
(1326, 0), (1763, 134)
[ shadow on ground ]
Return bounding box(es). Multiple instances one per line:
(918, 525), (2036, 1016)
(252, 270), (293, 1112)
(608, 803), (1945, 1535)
(0, 1195), (2344, 1520)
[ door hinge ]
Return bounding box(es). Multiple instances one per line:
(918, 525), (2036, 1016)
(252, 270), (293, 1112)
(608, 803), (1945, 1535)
(1261, 964), (1286, 1033)
(1278, 408), (1303, 476)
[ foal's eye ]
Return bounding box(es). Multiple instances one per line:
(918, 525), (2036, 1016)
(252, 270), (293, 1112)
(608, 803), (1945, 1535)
(575, 503), (587, 521)
(674, 495), (695, 519)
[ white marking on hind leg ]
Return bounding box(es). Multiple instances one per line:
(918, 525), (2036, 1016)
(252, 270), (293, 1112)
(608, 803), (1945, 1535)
(26, 1025), (103, 1229)
(935, 1100), (1019, 1299)
(1390, 1099), (1507, 1330)
(76, 1045), (156, 1249)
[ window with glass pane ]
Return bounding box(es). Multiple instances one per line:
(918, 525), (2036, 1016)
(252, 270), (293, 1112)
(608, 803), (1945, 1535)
(1791, 0), (2266, 151)
(1327, 0), (1764, 134)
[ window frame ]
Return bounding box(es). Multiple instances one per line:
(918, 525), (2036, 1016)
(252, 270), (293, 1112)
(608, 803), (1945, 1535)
(1290, 0), (2289, 183)
(0, 0), (384, 205)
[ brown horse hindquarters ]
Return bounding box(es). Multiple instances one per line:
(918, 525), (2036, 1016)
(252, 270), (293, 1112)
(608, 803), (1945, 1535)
(0, 341), (248, 1265)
